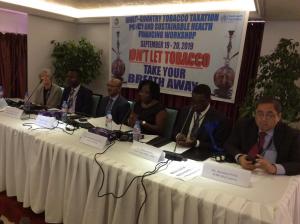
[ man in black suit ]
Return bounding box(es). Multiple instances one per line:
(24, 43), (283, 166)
(225, 97), (300, 175)
(173, 84), (230, 160)
(96, 78), (130, 124)
(61, 69), (92, 115)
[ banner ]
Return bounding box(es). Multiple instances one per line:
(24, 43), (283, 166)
(111, 12), (248, 103)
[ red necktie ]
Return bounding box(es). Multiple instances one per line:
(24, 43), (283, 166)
(248, 132), (267, 157)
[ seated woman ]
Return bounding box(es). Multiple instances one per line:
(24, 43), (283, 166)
(34, 69), (62, 108)
(128, 80), (167, 135)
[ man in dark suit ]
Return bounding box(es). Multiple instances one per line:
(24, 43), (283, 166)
(173, 84), (230, 160)
(61, 69), (92, 115)
(96, 78), (130, 124)
(225, 97), (300, 175)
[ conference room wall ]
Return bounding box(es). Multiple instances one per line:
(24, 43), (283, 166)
(27, 15), (77, 93)
(260, 21), (300, 88)
(260, 21), (300, 56)
(0, 8), (27, 34)
(76, 22), (110, 95)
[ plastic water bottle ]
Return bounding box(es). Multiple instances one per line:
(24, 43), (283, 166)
(0, 85), (3, 98)
(132, 120), (141, 141)
(61, 101), (68, 123)
(105, 111), (113, 130)
(23, 92), (31, 112)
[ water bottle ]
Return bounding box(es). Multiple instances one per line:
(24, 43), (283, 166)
(132, 120), (141, 141)
(23, 92), (31, 112)
(61, 101), (68, 123)
(0, 85), (3, 98)
(105, 111), (113, 130)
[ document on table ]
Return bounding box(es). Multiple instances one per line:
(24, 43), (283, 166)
(162, 160), (203, 181)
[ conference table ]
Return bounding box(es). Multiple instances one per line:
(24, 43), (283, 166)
(0, 112), (299, 224)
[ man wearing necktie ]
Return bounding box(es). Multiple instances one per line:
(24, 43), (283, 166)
(173, 84), (231, 160)
(225, 97), (300, 175)
(96, 77), (130, 124)
(60, 69), (93, 115)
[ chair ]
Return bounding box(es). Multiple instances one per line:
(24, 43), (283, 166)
(91, 94), (102, 117)
(163, 108), (178, 139)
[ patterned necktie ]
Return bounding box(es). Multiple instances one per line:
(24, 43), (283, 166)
(105, 98), (114, 114)
(190, 113), (200, 138)
(248, 132), (267, 157)
(67, 88), (75, 109)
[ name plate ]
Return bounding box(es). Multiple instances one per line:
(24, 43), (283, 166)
(3, 106), (23, 119)
(202, 161), (251, 187)
(80, 131), (107, 150)
(0, 98), (7, 109)
(35, 115), (57, 129)
(130, 141), (165, 163)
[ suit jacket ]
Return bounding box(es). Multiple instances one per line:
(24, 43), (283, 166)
(34, 83), (62, 108)
(95, 95), (130, 124)
(61, 85), (93, 115)
(224, 118), (300, 175)
(173, 106), (231, 160)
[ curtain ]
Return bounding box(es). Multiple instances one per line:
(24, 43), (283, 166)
(122, 22), (265, 123)
(0, 32), (27, 98)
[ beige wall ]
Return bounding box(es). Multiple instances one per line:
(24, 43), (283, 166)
(260, 21), (300, 98)
(0, 8), (27, 34)
(27, 15), (77, 92)
(27, 16), (110, 95)
(77, 23), (110, 95)
(260, 21), (300, 56)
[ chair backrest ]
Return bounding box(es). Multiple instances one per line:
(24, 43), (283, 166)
(91, 94), (102, 117)
(163, 108), (178, 138)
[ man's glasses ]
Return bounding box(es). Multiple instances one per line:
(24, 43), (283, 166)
(255, 111), (277, 120)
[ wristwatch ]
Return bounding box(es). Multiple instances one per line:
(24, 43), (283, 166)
(142, 120), (146, 125)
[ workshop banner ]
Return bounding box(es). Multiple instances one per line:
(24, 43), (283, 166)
(111, 11), (248, 102)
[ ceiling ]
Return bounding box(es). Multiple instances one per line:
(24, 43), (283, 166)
(46, 0), (236, 8)
(0, 0), (299, 21)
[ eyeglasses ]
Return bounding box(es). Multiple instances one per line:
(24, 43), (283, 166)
(255, 111), (277, 120)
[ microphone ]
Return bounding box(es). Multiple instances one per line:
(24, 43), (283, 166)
(114, 105), (132, 141)
(23, 80), (42, 112)
(118, 104), (132, 131)
(178, 105), (194, 134)
(164, 151), (187, 161)
(173, 106), (194, 152)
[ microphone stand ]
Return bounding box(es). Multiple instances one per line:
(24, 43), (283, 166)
(23, 80), (42, 113)
(174, 106), (194, 152)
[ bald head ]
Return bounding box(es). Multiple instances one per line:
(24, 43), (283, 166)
(107, 78), (122, 97)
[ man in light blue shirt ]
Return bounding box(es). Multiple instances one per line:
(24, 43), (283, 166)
(225, 97), (300, 175)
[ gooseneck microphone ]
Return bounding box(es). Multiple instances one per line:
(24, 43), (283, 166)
(113, 105), (132, 141)
(23, 80), (42, 109)
(118, 105), (132, 131)
(178, 105), (194, 135)
(173, 105), (194, 153)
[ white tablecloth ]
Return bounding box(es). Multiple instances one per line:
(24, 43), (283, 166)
(0, 113), (299, 224)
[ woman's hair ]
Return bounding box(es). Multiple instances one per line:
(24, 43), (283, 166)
(138, 80), (160, 100)
(39, 68), (52, 80)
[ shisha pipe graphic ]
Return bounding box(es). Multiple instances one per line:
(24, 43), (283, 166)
(213, 30), (239, 99)
(111, 31), (126, 79)
(225, 30), (239, 64)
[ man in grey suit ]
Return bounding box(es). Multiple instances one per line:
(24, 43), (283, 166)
(34, 68), (62, 108)
(96, 78), (130, 124)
